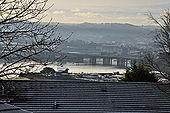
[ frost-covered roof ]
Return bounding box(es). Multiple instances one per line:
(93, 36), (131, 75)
(2, 80), (170, 113)
(0, 102), (32, 113)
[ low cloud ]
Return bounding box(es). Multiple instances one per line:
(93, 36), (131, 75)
(74, 12), (101, 19)
(117, 16), (130, 20)
(53, 10), (65, 14)
(71, 8), (80, 12)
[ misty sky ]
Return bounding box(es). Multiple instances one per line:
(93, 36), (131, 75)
(43, 0), (170, 25)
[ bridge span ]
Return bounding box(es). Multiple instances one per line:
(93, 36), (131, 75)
(64, 52), (142, 68)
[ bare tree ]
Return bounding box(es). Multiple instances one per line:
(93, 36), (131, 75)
(144, 9), (170, 81)
(0, 0), (70, 79)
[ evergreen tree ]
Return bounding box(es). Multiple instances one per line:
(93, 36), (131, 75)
(123, 62), (157, 82)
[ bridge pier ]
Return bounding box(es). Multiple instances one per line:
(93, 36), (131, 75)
(103, 58), (112, 65)
(117, 58), (126, 68)
(90, 57), (96, 65)
(125, 59), (127, 68)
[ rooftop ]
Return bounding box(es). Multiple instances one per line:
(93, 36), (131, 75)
(0, 102), (32, 113)
(1, 80), (170, 113)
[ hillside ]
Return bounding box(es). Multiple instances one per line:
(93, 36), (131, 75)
(56, 23), (155, 44)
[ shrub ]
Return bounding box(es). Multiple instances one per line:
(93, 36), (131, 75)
(123, 62), (157, 82)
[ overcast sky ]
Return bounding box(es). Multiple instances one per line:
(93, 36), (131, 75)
(43, 0), (170, 25)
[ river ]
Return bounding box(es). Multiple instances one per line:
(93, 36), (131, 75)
(49, 63), (126, 74)
(0, 62), (126, 79)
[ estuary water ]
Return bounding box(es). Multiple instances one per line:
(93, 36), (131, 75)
(50, 63), (126, 74)
(0, 62), (126, 79)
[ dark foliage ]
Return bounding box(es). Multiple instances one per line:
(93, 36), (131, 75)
(123, 62), (157, 82)
(40, 67), (56, 74)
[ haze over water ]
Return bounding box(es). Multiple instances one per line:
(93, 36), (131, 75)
(50, 63), (126, 74)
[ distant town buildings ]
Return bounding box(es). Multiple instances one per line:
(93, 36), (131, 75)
(62, 39), (155, 58)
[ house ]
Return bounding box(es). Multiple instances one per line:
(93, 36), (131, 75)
(0, 80), (170, 113)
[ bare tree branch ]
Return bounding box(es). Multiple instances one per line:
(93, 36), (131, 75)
(144, 10), (170, 81)
(0, 0), (69, 79)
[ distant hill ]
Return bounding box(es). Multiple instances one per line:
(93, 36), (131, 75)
(55, 23), (156, 44)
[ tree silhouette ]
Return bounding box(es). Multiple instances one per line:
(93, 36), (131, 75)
(123, 61), (157, 82)
(0, 0), (71, 78)
(143, 10), (170, 81)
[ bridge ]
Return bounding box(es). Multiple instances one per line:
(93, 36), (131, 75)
(64, 52), (142, 68)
